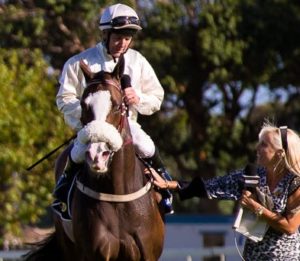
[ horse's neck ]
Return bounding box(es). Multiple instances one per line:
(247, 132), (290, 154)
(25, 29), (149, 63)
(119, 116), (133, 146)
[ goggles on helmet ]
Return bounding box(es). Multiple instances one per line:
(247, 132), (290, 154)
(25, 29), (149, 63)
(99, 16), (140, 28)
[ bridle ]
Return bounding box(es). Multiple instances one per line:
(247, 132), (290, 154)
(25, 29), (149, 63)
(85, 78), (132, 146)
(76, 77), (153, 202)
(104, 78), (133, 146)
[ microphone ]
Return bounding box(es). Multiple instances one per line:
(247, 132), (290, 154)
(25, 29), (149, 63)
(233, 163), (259, 229)
(120, 74), (131, 90)
(242, 163), (259, 192)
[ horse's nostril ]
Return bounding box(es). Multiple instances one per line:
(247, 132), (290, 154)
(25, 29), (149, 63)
(103, 151), (110, 159)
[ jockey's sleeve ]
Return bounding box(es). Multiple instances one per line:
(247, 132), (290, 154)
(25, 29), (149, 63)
(129, 55), (164, 116)
(56, 58), (85, 131)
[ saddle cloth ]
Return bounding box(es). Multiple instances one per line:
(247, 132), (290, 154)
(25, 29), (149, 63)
(51, 174), (77, 221)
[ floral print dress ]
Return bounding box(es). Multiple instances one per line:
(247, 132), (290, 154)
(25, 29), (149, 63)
(204, 167), (300, 261)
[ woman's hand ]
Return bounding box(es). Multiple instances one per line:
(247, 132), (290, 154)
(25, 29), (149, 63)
(146, 168), (179, 190)
(239, 189), (260, 212)
(151, 168), (169, 189)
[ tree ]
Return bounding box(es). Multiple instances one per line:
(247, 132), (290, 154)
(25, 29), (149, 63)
(0, 48), (73, 245)
(0, 0), (113, 68)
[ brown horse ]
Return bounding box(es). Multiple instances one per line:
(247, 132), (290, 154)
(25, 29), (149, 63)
(24, 56), (165, 261)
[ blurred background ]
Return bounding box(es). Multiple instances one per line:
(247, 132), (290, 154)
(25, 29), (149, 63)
(1, 0), (300, 259)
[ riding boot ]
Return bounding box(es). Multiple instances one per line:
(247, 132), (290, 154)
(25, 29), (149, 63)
(53, 156), (81, 204)
(144, 148), (174, 214)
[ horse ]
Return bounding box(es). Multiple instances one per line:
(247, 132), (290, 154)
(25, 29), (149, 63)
(24, 56), (165, 261)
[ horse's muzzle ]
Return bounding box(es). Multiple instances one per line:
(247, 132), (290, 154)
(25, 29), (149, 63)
(86, 142), (113, 173)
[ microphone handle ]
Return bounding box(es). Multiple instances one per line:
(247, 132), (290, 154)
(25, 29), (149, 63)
(233, 205), (244, 229)
(246, 186), (255, 193)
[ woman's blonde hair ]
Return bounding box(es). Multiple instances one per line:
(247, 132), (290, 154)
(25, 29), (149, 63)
(259, 121), (300, 176)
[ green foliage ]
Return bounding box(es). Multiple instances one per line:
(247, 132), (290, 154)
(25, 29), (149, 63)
(198, 0), (247, 82)
(0, 0), (113, 68)
(0, 49), (73, 239)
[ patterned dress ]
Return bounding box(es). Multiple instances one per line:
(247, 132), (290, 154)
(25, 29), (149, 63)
(204, 167), (300, 260)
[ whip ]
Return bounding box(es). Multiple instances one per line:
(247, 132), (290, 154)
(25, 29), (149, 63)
(26, 135), (76, 171)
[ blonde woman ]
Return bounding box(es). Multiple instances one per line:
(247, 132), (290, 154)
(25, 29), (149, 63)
(152, 123), (300, 260)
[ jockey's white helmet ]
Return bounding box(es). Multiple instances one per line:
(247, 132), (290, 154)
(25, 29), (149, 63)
(99, 3), (142, 31)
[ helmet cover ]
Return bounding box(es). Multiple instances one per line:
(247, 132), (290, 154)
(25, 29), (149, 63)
(99, 3), (142, 31)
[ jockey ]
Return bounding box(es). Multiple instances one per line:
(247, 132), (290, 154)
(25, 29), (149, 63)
(54, 3), (174, 214)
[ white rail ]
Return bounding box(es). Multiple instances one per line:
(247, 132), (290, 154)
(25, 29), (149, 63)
(0, 247), (239, 260)
(0, 250), (27, 260)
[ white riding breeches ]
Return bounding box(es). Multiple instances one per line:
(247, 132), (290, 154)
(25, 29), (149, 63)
(128, 119), (155, 158)
(70, 119), (155, 163)
(70, 138), (88, 164)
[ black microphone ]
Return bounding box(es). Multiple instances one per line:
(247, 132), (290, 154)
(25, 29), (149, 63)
(233, 163), (259, 229)
(120, 74), (131, 90)
(243, 163), (259, 192)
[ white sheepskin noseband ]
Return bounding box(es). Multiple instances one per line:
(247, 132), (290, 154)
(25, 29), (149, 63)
(77, 120), (123, 152)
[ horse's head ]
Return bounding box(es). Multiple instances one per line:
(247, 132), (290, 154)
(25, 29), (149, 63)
(77, 56), (128, 174)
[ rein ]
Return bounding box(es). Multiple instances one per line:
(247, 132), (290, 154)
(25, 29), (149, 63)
(117, 100), (133, 146)
(76, 178), (152, 202)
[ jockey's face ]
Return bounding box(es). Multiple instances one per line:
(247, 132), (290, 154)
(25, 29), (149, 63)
(108, 33), (132, 58)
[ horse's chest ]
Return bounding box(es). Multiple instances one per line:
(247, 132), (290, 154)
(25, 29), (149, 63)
(74, 202), (150, 259)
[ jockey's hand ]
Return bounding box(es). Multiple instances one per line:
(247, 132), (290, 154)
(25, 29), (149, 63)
(121, 75), (140, 105)
(124, 87), (140, 105)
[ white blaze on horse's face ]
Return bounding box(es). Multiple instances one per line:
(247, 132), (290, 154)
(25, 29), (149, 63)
(86, 142), (111, 173)
(85, 91), (112, 121)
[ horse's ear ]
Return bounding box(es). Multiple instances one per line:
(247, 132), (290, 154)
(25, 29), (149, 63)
(112, 55), (124, 80)
(79, 60), (94, 81)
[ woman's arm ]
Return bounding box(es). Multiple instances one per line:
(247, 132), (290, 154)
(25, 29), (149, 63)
(240, 188), (300, 234)
(151, 168), (180, 190)
(151, 169), (208, 200)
